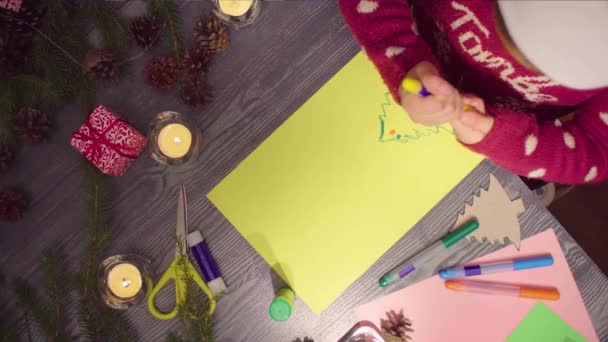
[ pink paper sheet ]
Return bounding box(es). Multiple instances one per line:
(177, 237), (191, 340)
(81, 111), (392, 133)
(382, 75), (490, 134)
(355, 229), (598, 341)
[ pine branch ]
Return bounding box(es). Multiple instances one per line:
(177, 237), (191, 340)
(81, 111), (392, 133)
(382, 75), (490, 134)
(40, 249), (69, 341)
(11, 278), (53, 338)
(146, 0), (183, 59)
(32, 1), (90, 103)
(79, 0), (130, 60)
(79, 74), (96, 117)
(10, 74), (61, 110)
(75, 162), (136, 342)
(0, 83), (17, 145)
(0, 322), (16, 342)
(11, 248), (71, 342)
(170, 238), (215, 342)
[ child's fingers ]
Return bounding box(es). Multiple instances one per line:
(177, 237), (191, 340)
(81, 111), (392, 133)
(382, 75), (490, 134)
(401, 93), (455, 125)
(451, 118), (485, 144)
(409, 61), (454, 96)
(419, 74), (453, 96)
(459, 110), (493, 135)
(462, 95), (486, 113)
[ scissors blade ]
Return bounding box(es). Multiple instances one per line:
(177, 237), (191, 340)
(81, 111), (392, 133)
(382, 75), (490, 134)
(176, 184), (188, 256)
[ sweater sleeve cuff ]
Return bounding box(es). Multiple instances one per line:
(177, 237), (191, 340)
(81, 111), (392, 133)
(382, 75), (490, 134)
(462, 108), (532, 159)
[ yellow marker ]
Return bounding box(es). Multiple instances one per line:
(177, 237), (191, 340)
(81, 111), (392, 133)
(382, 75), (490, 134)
(401, 77), (473, 111)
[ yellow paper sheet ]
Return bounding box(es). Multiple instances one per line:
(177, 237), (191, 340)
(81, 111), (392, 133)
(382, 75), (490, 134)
(208, 52), (482, 314)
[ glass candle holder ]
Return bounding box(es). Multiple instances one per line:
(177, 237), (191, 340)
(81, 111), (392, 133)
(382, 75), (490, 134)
(98, 255), (151, 310)
(212, 0), (261, 29)
(148, 111), (201, 166)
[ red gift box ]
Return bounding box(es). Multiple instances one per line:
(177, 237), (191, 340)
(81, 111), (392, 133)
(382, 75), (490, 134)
(71, 105), (147, 176)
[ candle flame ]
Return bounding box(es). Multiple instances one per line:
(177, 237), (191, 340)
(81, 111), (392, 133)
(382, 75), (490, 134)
(122, 278), (132, 288)
(174, 137), (182, 144)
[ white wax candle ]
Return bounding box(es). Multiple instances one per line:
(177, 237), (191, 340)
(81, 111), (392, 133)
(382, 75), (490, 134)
(219, 0), (253, 16)
(107, 263), (143, 298)
(157, 123), (192, 159)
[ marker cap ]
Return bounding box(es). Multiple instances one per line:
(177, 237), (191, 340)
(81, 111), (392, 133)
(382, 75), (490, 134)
(269, 287), (295, 322)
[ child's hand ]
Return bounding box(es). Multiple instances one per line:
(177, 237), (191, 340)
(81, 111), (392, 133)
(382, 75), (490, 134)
(450, 96), (494, 144)
(400, 61), (464, 125)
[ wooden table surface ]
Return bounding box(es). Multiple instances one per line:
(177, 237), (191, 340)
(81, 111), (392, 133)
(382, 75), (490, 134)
(1, 1), (607, 341)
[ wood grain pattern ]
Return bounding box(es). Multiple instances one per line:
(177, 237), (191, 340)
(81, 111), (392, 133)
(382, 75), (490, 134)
(1, 1), (607, 341)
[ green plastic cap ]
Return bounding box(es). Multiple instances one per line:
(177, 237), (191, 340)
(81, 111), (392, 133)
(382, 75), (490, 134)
(269, 298), (292, 322)
(441, 219), (479, 248)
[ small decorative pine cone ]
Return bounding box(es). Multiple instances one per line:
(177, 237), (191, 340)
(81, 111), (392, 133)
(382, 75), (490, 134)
(380, 309), (413, 342)
(0, 189), (27, 221)
(179, 76), (214, 108)
(14, 107), (50, 144)
(0, 144), (14, 173)
(130, 15), (163, 49)
(292, 338), (314, 342)
(193, 16), (230, 54)
(0, 2), (40, 78)
(144, 56), (181, 91)
(82, 48), (118, 80)
(181, 46), (211, 77)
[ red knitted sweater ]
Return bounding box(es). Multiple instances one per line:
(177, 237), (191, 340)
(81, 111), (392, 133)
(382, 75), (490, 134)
(339, 0), (608, 184)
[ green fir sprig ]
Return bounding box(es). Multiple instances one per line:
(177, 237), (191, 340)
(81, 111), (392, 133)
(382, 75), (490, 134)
(146, 0), (184, 59)
(11, 248), (70, 342)
(166, 237), (215, 342)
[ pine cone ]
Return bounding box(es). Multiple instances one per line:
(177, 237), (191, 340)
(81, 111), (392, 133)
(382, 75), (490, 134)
(130, 15), (163, 49)
(82, 48), (118, 80)
(193, 16), (230, 53)
(181, 46), (211, 77)
(0, 144), (14, 173)
(144, 56), (181, 91)
(14, 108), (50, 144)
(380, 310), (413, 342)
(180, 76), (213, 108)
(0, 2), (41, 78)
(0, 189), (27, 221)
(292, 338), (314, 342)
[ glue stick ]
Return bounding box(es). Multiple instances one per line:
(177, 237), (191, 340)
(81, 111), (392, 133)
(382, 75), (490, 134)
(269, 287), (295, 322)
(187, 231), (227, 296)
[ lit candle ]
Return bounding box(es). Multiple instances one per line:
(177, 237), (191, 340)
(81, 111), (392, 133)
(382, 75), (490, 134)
(157, 123), (192, 159)
(219, 0), (253, 16)
(107, 263), (143, 298)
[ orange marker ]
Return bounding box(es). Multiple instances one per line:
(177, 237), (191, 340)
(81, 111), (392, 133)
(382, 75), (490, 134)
(445, 279), (560, 301)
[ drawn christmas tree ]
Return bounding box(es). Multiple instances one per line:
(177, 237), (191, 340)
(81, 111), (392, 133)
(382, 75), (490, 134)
(378, 92), (452, 143)
(451, 174), (525, 249)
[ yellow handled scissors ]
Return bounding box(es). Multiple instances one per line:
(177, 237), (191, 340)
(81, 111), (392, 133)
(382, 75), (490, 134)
(147, 185), (215, 320)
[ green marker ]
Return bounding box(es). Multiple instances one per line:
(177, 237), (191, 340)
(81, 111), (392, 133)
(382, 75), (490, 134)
(379, 219), (479, 288)
(269, 287), (295, 322)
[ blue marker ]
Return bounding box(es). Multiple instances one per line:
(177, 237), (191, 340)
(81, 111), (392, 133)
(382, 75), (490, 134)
(439, 255), (554, 280)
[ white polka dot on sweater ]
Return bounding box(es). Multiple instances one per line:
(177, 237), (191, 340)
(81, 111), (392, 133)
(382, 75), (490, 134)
(554, 119), (562, 127)
(385, 46), (405, 58)
(600, 112), (608, 126)
(357, 0), (378, 13)
(584, 166), (597, 182)
(528, 168), (546, 178)
(524, 134), (538, 156)
(563, 132), (575, 149)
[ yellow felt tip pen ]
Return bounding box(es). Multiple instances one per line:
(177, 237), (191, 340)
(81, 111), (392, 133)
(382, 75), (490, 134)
(401, 77), (473, 111)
